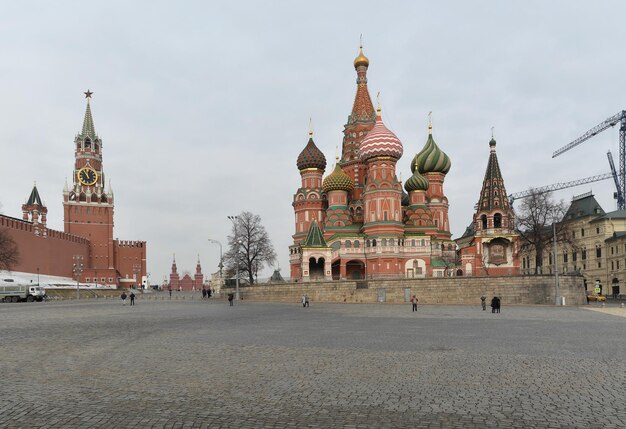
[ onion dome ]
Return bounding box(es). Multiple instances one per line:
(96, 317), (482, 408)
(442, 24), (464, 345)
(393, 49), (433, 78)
(354, 46), (369, 68)
(322, 163), (354, 193)
(412, 117), (451, 174)
(404, 170), (430, 192)
(359, 106), (403, 161)
(296, 131), (327, 170)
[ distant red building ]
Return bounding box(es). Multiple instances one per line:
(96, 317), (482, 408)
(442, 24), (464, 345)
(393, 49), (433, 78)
(168, 255), (205, 291)
(0, 93), (147, 287)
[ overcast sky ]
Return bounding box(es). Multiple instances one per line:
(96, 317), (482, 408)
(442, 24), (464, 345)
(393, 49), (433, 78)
(1, 1), (624, 283)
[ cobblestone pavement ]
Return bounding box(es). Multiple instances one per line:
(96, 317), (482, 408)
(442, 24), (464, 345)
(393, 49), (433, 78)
(1, 300), (625, 428)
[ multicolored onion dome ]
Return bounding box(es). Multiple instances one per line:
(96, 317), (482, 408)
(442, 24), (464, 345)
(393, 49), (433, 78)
(404, 169), (430, 192)
(354, 47), (369, 68)
(322, 164), (354, 193)
(412, 132), (451, 175)
(359, 114), (403, 161)
(297, 136), (327, 170)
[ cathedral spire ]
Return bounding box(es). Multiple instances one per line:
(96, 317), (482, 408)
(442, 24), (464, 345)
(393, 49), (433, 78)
(477, 134), (509, 211)
(349, 43), (375, 125)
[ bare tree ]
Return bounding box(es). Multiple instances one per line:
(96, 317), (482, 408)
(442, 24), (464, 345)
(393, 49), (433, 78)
(0, 228), (19, 271)
(224, 212), (276, 285)
(516, 190), (567, 274)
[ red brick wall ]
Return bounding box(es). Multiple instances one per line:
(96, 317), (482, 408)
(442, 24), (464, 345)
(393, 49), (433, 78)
(1, 216), (89, 277)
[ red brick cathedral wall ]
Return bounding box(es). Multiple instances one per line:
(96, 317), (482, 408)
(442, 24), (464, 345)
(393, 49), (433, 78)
(1, 216), (89, 278)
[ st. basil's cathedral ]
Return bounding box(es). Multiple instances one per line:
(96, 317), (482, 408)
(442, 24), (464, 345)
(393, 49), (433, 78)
(290, 47), (520, 281)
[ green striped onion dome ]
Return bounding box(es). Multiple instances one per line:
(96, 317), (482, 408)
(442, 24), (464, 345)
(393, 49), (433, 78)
(322, 164), (354, 193)
(404, 169), (430, 192)
(412, 133), (451, 175)
(297, 137), (327, 170)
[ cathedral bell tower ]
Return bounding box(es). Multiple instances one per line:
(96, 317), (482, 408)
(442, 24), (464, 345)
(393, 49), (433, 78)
(63, 91), (115, 271)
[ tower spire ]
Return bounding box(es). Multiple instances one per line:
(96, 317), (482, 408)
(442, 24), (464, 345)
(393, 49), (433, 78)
(81, 90), (96, 138)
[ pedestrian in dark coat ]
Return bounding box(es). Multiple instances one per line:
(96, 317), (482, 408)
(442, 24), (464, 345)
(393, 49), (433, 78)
(130, 292), (136, 306)
(202, 287), (207, 299)
(228, 293), (234, 306)
(495, 297), (501, 313)
(491, 296), (497, 313)
(121, 292), (127, 306)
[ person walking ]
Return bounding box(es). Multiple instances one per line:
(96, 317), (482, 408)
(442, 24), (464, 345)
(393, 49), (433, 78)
(228, 292), (234, 306)
(410, 295), (418, 312)
(121, 291), (127, 306)
(305, 294), (310, 308)
(490, 296), (497, 313)
(480, 295), (486, 311)
(202, 287), (207, 299)
(130, 291), (136, 306)
(169, 287), (172, 298)
(302, 294), (307, 308)
(495, 296), (501, 313)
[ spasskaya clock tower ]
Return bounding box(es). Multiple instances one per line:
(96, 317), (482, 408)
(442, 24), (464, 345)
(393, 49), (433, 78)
(62, 90), (135, 285)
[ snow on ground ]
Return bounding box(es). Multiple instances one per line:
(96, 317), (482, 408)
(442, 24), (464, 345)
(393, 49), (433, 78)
(0, 270), (115, 289)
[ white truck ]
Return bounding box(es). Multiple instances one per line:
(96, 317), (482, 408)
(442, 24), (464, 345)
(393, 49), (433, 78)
(0, 278), (46, 302)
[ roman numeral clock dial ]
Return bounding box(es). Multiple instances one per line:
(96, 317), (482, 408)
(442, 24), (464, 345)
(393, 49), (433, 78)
(77, 167), (98, 186)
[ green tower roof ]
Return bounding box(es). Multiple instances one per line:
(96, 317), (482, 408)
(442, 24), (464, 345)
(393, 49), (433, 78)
(301, 221), (328, 248)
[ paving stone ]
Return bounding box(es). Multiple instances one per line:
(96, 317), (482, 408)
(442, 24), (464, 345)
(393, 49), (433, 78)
(0, 300), (625, 428)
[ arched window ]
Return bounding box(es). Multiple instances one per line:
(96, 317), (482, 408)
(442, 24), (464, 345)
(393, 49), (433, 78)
(494, 213), (502, 228)
(345, 240), (352, 248)
(372, 239), (377, 247)
(84, 138), (91, 149)
(354, 240), (360, 248)
(481, 214), (488, 229)
(381, 238), (387, 246)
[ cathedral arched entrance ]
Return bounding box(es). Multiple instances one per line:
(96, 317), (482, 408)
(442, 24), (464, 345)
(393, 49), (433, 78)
(346, 260), (365, 279)
(308, 257), (325, 280)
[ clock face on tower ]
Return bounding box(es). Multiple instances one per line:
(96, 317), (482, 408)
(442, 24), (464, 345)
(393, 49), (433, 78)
(77, 167), (98, 186)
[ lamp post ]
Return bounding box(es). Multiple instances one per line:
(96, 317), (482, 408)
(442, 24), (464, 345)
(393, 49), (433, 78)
(553, 222), (560, 305)
(227, 215), (241, 301)
(207, 238), (223, 293)
(72, 255), (84, 300)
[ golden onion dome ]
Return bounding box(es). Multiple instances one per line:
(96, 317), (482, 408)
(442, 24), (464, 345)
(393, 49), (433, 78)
(323, 163), (354, 193)
(353, 47), (369, 68)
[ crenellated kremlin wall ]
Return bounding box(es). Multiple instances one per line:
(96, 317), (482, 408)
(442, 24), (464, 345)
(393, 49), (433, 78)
(1, 214), (89, 278)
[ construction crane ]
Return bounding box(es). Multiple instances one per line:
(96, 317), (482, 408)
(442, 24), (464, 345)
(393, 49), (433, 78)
(508, 172), (613, 203)
(552, 110), (626, 209)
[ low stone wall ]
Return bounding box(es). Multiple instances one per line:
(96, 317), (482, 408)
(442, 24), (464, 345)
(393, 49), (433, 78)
(235, 275), (586, 306)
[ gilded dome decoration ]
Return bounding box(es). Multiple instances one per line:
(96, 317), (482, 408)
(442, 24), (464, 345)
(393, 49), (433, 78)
(323, 164), (354, 193)
(412, 117), (451, 174)
(404, 169), (430, 192)
(296, 132), (327, 170)
(359, 105), (403, 161)
(353, 47), (369, 68)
